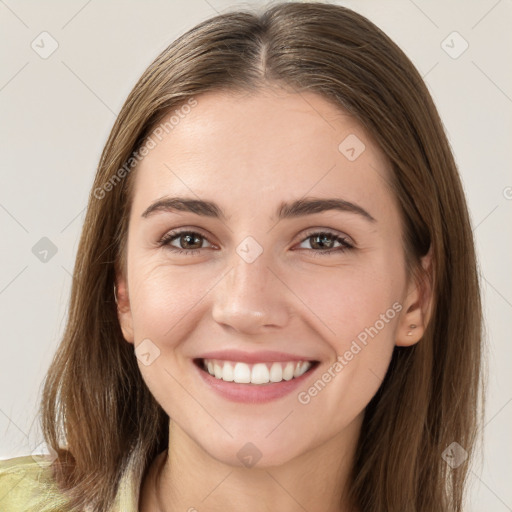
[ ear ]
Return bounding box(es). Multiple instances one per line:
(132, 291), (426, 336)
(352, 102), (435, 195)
(115, 272), (134, 344)
(396, 247), (434, 347)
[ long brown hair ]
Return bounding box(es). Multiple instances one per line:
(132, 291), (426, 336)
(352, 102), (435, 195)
(40, 2), (484, 510)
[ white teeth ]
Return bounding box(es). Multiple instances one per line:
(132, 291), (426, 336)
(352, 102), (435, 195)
(294, 361), (309, 378)
(233, 362), (251, 383)
(222, 362), (234, 382)
(213, 363), (223, 379)
(269, 362), (283, 382)
(201, 359), (313, 385)
(282, 362), (294, 381)
(251, 363), (270, 384)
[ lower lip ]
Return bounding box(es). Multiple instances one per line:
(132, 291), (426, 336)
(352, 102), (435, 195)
(194, 360), (317, 404)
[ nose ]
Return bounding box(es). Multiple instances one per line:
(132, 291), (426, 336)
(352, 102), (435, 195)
(211, 253), (291, 335)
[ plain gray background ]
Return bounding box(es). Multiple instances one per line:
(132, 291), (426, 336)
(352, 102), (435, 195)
(0, 0), (511, 510)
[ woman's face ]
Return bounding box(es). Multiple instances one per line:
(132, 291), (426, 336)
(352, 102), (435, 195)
(117, 87), (425, 467)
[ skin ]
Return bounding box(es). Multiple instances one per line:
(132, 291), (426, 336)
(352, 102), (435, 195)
(115, 86), (432, 512)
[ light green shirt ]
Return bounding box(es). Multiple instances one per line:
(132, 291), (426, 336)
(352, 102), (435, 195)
(0, 453), (140, 511)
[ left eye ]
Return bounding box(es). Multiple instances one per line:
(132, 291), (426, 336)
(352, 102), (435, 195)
(296, 231), (353, 254)
(157, 230), (353, 256)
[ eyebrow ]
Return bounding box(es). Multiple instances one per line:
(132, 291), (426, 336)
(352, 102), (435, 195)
(141, 196), (376, 223)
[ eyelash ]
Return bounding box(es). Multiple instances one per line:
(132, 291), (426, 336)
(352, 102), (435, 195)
(157, 229), (354, 257)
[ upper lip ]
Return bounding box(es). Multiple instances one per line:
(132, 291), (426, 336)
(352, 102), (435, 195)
(196, 350), (318, 364)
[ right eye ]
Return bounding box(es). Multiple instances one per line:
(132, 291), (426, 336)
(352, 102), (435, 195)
(158, 230), (214, 256)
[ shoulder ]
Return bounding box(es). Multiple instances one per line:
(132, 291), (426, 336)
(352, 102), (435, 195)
(0, 454), (70, 512)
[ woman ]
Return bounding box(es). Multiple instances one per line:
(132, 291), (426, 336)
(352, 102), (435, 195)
(0, 2), (483, 511)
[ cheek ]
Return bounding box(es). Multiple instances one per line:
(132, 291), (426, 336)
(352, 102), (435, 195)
(289, 256), (403, 420)
(290, 257), (403, 348)
(291, 283), (400, 444)
(128, 259), (214, 343)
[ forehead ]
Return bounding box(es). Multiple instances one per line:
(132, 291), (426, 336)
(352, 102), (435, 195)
(130, 88), (394, 219)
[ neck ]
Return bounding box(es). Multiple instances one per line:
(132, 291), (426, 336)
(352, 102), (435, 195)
(143, 416), (362, 512)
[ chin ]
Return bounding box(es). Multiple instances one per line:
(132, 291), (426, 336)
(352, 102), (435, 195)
(196, 427), (311, 470)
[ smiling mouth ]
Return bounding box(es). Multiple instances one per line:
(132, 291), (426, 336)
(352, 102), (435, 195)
(194, 358), (319, 385)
